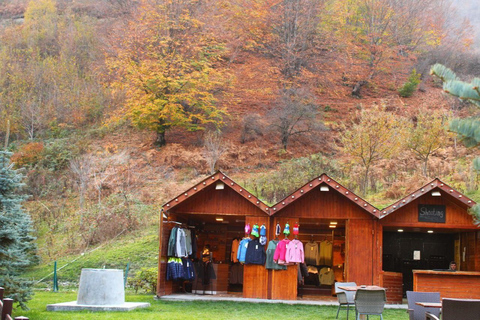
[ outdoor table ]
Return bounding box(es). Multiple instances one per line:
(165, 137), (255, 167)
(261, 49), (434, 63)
(415, 302), (442, 308)
(338, 285), (385, 291)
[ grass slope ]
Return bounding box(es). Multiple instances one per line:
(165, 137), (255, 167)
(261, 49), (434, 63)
(18, 291), (409, 320)
(23, 226), (159, 286)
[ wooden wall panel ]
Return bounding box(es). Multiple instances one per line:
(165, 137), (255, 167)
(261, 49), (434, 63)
(243, 216), (269, 299)
(381, 195), (476, 229)
(271, 266), (297, 300)
(275, 188), (374, 220)
(170, 184), (266, 216)
(346, 219), (375, 285)
(476, 231), (480, 271)
(461, 231), (478, 271)
(269, 217), (298, 300)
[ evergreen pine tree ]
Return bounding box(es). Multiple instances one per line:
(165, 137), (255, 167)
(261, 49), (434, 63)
(0, 150), (37, 309)
(431, 63), (480, 223)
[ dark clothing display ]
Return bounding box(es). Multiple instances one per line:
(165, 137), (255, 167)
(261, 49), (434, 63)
(229, 263), (244, 285)
(297, 263), (308, 284)
(166, 257), (185, 281)
(181, 258), (195, 281)
(266, 240), (287, 270)
(194, 261), (216, 285)
(245, 238), (266, 265)
(191, 229), (197, 258)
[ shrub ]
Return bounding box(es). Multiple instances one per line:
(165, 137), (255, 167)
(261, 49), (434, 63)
(398, 69), (421, 98)
(130, 267), (158, 293)
(39, 139), (81, 171)
(11, 142), (44, 168)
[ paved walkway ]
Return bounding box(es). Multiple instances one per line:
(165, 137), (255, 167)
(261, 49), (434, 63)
(159, 293), (408, 309)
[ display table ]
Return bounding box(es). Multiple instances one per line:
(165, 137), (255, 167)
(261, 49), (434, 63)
(413, 270), (480, 299)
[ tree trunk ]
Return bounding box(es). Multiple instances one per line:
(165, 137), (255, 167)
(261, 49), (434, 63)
(352, 80), (368, 97)
(155, 131), (166, 147)
(362, 166), (370, 196)
(423, 157), (428, 177)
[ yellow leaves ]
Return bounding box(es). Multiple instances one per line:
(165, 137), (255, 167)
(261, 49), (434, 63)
(340, 104), (408, 167)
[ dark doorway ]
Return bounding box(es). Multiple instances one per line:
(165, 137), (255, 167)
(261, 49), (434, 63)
(383, 231), (455, 295)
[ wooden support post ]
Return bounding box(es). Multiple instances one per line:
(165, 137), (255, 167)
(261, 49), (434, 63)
(2, 298), (13, 320)
(156, 208), (164, 297)
(0, 287), (4, 300)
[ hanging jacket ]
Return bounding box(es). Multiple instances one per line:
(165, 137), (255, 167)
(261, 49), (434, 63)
(184, 229), (192, 256)
(304, 241), (319, 265)
(319, 240), (333, 266)
(191, 229), (197, 258)
(231, 238), (240, 263)
(245, 238), (266, 265)
(167, 227), (177, 257)
(266, 240), (287, 270)
(286, 239), (304, 264)
(176, 228), (188, 257)
(237, 238), (252, 263)
(273, 238), (290, 265)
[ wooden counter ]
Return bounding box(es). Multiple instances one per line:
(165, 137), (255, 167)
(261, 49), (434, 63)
(413, 270), (480, 299)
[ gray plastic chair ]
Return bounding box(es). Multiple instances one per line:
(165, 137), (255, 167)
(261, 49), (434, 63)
(440, 298), (480, 320)
(354, 289), (386, 320)
(406, 291), (441, 320)
(335, 282), (357, 320)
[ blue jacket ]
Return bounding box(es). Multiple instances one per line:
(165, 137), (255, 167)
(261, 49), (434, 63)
(237, 238), (251, 263)
(245, 238), (266, 265)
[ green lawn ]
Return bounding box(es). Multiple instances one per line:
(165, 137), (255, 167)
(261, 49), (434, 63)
(17, 291), (409, 320)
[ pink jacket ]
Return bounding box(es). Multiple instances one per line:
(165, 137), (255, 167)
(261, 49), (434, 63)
(285, 239), (304, 264)
(273, 239), (290, 264)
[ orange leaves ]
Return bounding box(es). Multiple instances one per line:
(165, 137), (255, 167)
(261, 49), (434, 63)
(11, 142), (44, 168)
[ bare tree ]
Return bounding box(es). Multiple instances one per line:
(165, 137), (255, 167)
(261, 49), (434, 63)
(268, 0), (323, 78)
(268, 87), (324, 150)
(204, 131), (227, 174)
(70, 155), (93, 210)
(240, 114), (263, 144)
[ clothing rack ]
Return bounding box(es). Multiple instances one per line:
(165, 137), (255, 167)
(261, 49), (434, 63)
(163, 220), (195, 228)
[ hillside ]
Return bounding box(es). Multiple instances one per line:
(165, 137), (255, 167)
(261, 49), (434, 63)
(0, 0), (478, 279)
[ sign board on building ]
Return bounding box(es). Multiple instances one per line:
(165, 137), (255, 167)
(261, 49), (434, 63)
(418, 204), (446, 223)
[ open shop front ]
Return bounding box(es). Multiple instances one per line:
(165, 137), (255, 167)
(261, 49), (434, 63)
(379, 179), (480, 300)
(268, 174), (380, 300)
(157, 172), (270, 299)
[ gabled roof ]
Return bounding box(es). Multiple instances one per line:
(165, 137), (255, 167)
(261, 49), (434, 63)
(163, 170), (270, 214)
(379, 178), (476, 219)
(270, 173), (380, 218)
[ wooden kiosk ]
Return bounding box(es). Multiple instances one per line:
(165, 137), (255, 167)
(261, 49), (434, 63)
(157, 172), (271, 298)
(157, 172), (480, 302)
(379, 179), (480, 300)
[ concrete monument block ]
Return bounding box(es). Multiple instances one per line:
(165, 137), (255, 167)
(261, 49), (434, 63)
(77, 269), (125, 305)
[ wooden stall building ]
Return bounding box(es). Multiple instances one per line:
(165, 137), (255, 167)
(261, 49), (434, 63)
(158, 172), (480, 302)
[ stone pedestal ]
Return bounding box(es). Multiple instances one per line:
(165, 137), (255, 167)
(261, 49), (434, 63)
(77, 269), (124, 305)
(47, 268), (150, 312)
